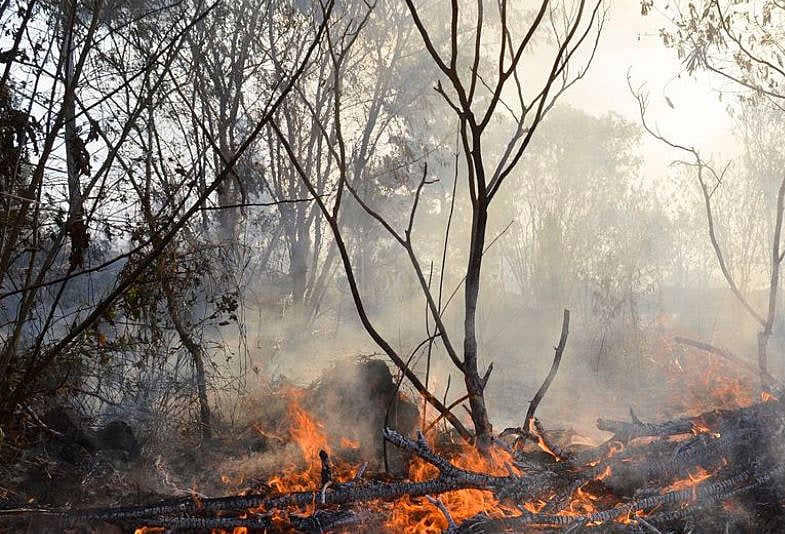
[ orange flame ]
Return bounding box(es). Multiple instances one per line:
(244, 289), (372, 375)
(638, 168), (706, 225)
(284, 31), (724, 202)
(563, 482), (599, 515)
(266, 389), (330, 501)
(386, 438), (521, 533)
(340, 436), (361, 449)
(260, 387), (357, 524)
(522, 499), (548, 514)
(529, 420), (561, 462)
(662, 466), (711, 499)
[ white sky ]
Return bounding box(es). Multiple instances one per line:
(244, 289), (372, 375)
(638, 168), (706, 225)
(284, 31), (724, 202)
(562, 1), (738, 181)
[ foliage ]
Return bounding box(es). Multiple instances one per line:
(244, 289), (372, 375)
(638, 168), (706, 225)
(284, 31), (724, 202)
(650, 0), (785, 101)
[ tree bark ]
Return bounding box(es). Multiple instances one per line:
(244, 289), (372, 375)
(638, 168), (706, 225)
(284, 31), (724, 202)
(162, 283), (212, 440)
(62, 0), (88, 269)
(463, 202), (493, 443)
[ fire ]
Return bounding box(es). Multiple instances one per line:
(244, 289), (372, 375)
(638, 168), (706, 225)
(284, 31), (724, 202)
(387, 495), (448, 534)
(285, 388), (331, 468)
(596, 465), (612, 481)
(564, 482), (599, 515)
(341, 436), (361, 449)
(700, 372), (755, 408)
(529, 419), (561, 462)
(592, 440), (624, 481)
(522, 499), (548, 513)
(619, 509), (646, 525)
(645, 322), (760, 416)
(691, 420), (710, 434)
(219, 472), (246, 494)
(386, 438), (521, 533)
(258, 388), (357, 521)
(607, 440), (624, 458)
(135, 354), (763, 534)
(266, 389), (335, 498)
(670, 355), (756, 412)
(661, 466), (711, 498)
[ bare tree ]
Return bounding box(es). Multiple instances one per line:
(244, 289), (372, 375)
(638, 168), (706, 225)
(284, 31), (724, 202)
(639, 0), (785, 387)
(0, 0), (334, 426)
(274, 0), (605, 445)
(633, 84), (785, 388)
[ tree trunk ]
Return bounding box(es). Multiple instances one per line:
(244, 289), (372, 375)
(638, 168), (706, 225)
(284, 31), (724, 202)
(163, 286), (212, 440)
(290, 201), (311, 315)
(62, 0), (88, 269)
(463, 203), (493, 443)
(758, 331), (771, 391)
(761, 176), (785, 389)
(142, 85), (211, 441)
(291, 237), (308, 311)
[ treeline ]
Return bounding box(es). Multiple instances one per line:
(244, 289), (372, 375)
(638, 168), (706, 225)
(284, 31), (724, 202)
(0, 0), (783, 442)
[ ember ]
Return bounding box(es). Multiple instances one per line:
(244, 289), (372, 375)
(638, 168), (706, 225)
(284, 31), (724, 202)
(3, 1), (785, 532)
(23, 380), (780, 533)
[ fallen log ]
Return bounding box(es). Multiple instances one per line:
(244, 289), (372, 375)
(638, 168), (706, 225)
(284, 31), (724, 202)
(4, 397), (785, 534)
(454, 463), (785, 534)
(146, 507), (372, 533)
(52, 429), (562, 528)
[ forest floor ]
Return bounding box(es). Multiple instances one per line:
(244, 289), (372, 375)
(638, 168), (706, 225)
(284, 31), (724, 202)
(0, 345), (766, 533)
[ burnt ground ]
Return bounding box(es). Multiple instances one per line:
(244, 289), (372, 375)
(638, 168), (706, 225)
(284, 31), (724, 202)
(0, 351), (778, 534)
(0, 358), (418, 533)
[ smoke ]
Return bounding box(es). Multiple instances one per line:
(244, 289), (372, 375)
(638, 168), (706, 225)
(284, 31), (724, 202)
(210, 0), (780, 445)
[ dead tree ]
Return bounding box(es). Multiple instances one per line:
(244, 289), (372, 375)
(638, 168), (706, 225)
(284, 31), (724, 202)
(275, 0), (605, 445)
(631, 80), (785, 389)
(640, 0), (785, 387)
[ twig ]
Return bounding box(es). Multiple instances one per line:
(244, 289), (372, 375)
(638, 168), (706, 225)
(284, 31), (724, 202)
(636, 516), (663, 534)
(426, 496), (458, 532)
(674, 336), (781, 387)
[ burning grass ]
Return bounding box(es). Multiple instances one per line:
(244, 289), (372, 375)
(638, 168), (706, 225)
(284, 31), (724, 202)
(114, 371), (784, 533)
(4, 349), (785, 533)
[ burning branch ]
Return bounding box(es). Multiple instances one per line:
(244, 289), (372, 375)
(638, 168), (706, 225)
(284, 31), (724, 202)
(674, 336), (782, 387)
(6, 390), (785, 533)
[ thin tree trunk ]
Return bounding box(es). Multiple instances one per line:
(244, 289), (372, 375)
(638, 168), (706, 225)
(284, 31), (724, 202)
(144, 90), (212, 440)
(62, 0), (87, 269)
(290, 208), (310, 315)
(163, 285), (212, 440)
(464, 202), (492, 443)
(761, 175), (785, 388)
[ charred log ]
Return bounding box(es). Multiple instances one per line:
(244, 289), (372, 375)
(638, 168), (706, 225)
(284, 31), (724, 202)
(5, 398), (785, 534)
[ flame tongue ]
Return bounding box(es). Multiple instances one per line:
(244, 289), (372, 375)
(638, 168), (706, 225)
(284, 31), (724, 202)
(386, 436), (522, 533)
(264, 389), (361, 506)
(529, 419), (562, 462)
(140, 365), (766, 534)
(662, 465), (712, 496)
